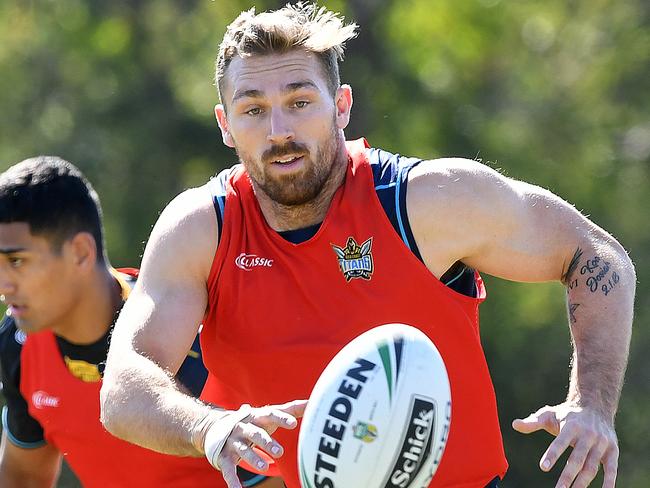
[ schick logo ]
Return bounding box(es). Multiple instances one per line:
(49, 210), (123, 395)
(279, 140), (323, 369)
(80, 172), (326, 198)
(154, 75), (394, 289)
(235, 253), (274, 271)
(32, 391), (60, 409)
(332, 237), (374, 282)
(384, 396), (435, 488)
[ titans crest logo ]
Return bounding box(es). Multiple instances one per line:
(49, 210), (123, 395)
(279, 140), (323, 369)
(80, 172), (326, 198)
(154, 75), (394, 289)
(332, 237), (374, 282)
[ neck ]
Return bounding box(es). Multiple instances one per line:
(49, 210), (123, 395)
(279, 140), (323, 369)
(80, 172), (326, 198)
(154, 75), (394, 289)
(255, 138), (349, 232)
(53, 265), (122, 345)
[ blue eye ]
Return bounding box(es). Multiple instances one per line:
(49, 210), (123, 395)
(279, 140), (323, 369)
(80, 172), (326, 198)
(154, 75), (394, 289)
(294, 101), (309, 108)
(246, 107), (262, 116)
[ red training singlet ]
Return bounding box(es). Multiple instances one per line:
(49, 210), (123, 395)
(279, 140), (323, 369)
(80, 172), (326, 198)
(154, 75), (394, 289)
(20, 326), (221, 487)
(201, 139), (508, 487)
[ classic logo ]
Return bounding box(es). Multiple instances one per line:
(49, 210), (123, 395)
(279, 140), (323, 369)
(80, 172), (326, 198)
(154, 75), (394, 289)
(235, 253), (274, 271)
(353, 421), (378, 443)
(384, 396), (435, 488)
(332, 237), (374, 281)
(32, 391), (60, 409)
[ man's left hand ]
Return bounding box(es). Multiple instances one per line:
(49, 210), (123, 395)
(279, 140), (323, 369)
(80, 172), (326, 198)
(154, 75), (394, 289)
(513, 402), (619, 488)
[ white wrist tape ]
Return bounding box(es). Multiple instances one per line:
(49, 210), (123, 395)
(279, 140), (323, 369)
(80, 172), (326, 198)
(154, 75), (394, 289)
(204, 404), (253, 470)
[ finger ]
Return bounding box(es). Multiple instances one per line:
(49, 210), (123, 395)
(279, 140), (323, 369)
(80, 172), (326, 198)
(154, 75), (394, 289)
(241, 423), (284, 458)
(254, 407), (302, 433)
(278, 399), (309, 418)
(232, 439), (269, 473)
(220, 458), (243, 488)
(571, 447), (605, 488)
(554, 440), (591, 488)
(513, 409), (560, 436)
(602, 445), (619, 488)
(540, 427), (575, 471)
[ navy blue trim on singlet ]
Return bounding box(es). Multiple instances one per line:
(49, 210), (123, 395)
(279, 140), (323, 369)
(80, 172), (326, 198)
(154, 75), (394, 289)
(208, 166), (237, 237)
(278, 223), (321, 244)
(1, 406), (46, 449)
(486, 476), (501, 487)
(368, 148), (424, 260)
(368, 148), (478, 298)
(175, 335), (209, 397)
(0, 316), (47, 447)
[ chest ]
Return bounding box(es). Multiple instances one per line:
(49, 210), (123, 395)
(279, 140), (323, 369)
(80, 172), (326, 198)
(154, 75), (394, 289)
(19, 334), (104, 445)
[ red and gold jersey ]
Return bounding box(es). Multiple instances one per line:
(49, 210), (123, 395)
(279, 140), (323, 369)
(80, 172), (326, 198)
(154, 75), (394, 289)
(20, 329), (220, 488)
(7, 268), (224, 487)
(201, 139), (508, 487)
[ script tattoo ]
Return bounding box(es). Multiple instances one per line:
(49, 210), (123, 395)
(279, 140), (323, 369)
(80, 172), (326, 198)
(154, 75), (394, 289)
(568, 302), (580, 324)
(600, 271), (620, 296)
(564, 248), (620, 296)
(562, 247), (583, 288)
(580, 255), (620, 295)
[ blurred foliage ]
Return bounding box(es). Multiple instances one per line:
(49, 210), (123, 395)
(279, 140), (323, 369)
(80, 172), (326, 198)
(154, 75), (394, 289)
(0, 0), (648, 486)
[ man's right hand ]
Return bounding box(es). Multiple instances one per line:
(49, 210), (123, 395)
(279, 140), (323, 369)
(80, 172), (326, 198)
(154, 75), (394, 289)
(197, 400), (308, 488)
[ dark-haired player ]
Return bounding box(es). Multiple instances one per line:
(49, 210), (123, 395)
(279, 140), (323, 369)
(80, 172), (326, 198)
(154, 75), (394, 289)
(0, 156), (277, 487)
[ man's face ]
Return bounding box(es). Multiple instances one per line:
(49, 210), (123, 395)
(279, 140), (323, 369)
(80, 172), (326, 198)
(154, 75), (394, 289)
(217, 50), (351, 206)
(0, 222), (77, 334)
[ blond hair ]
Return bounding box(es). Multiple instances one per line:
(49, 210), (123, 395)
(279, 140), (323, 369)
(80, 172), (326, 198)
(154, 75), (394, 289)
(216, 2), (357, 103)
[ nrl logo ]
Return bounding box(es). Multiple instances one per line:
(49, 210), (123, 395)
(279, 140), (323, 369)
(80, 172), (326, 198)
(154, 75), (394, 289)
(353, 421), (378, 443)
(332, 237), (374, 282)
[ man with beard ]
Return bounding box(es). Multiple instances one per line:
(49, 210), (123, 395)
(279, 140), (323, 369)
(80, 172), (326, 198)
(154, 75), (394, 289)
(100, 3), (635, 488)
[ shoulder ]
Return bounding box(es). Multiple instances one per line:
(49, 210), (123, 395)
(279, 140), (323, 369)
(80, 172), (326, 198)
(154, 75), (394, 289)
(407, 157), (513, 197)
(366, 147), (423, 171)
(406, 157), (528, 222)
(404, 158), (525, 275)
(208, 165), (241, 194)
(140, 186), (219, 283)
(365, 149), (514, 198)
(153, 186), (217, 246)
(407, 157), (556, 230)
(160, 186), (216, 226)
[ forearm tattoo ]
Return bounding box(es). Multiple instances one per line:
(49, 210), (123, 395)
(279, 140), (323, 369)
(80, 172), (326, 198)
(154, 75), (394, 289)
(562, 247), (583, 287)
(563, 247), (621, 296)
(568, 302), (580, 324)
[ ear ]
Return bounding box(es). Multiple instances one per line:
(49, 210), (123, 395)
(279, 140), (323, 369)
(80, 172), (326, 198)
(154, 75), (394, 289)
(335, 84), (353, 130)
(215, 104), (235, 148)
(66, 232), (98, 272)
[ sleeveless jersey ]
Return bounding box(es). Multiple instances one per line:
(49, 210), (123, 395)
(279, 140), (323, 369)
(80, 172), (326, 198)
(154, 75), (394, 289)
(19, 328), (222, 488)
(201, 139), (508, 487)
(13, 268), (223, 487)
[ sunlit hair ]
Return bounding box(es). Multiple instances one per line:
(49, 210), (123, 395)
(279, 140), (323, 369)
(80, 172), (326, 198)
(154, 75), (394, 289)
(0, 156), (106, 263)
(216, 2), (358, 106)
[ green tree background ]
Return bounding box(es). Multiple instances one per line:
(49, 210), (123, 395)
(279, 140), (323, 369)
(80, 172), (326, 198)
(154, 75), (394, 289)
(0, 0), (647, 486)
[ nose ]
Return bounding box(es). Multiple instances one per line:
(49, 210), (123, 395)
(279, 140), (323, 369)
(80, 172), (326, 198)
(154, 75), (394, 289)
(0, 270), (16, 297)
(267, 108), (294, 145)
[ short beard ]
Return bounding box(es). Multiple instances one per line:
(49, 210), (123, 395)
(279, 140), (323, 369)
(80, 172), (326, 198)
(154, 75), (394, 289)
(238, 125), (341, 207)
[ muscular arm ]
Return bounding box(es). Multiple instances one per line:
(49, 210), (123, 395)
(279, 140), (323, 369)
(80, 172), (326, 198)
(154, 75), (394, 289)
(408, 158), (634, 487)
(0, 433), (61, 488)
(100, 187), (218, 456)
(561, 244), (633, 424)
(100, 187), (304, 488)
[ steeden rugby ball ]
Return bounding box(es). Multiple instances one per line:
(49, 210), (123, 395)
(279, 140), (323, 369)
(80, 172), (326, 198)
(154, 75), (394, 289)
(298, 323), (452, 488)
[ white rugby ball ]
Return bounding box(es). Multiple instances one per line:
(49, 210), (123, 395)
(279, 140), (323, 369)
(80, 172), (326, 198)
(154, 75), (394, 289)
(298, 323), (451, 488)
